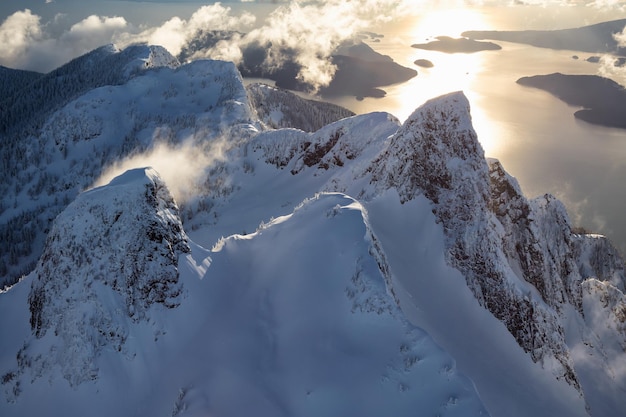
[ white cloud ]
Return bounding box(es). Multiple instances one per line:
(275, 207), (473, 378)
(614, 25), (626, 47)
(0, 9), (43, 68)
(594, 54), (626, 89)
(2, 0), (623, 77)
(204, 35), (245, 63)
(60, 15), (128, 54)
(0, 10), (129, 72)
(192, 0), (414, 91)
(117, 3), (256, 57)
(0, 4), (255, 72)
(587, 0), (626, 9)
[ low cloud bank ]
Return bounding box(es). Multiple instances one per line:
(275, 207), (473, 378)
(0, 1), (409, 90)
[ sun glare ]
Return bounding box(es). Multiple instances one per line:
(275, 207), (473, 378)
(355, 5), (502, 154)
(380, 7), (492, 116)
(408, 6), (491, 40)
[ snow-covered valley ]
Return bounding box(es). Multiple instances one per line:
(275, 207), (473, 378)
(1, 44), (625, 417)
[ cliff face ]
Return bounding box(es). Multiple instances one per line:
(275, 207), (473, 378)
(367, 93), (578, 387)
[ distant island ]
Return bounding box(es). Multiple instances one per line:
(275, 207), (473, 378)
(517, 73), (626, 129)
(412, 36), (501, 53)
(463, 19), (626, 55)
(414, 59), (434, 68)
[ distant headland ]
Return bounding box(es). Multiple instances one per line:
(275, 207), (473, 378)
(517, 73), (626, 129)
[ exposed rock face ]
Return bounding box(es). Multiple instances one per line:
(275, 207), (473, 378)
(488, 156), (626, 398)
(488, 159), (585, 310)
(9, 168), (189, 392)
(368, 92), (579, 387)
(250, 111), (399, 174)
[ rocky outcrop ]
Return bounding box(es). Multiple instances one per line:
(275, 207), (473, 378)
(574, 233), (626, 292)
(249, 112), (399, 175)
(6, 168), (189, 394)
(370, 92), (580, 388)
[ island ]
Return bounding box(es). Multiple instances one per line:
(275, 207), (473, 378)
(463, 19), (626, 54)
(517, 73), (626, 129)
(414, 59), (434, 68)
(411, 36), (501, 53)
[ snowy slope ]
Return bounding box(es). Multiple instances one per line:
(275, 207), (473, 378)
(246, 82), (355, 132)
(0, 44), (179, 136)
(0, 170), (488, 417)
(181, 91), (625, 416)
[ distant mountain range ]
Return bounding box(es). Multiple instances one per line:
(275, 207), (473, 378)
(463, 18), (626, 55)
(0, 44), (625, 417)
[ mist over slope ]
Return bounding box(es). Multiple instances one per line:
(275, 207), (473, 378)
(0, 44), (625, 417)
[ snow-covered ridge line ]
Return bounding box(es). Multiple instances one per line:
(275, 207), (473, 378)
(0, 49), (253, 290)
(243, 90), (626, 414)
(0, 45), (625, 416)
(1, 181), (489, 416)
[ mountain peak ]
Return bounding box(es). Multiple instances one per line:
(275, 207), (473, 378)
(371, 90), (488, 206)
(7, 167), (191, 390)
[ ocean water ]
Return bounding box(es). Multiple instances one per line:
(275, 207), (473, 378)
(327, 5), (626, 253)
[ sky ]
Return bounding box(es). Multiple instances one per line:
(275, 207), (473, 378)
(2, 0), (626, 76)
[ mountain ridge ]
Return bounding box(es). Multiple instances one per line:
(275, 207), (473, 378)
(1, 45), (625, 417)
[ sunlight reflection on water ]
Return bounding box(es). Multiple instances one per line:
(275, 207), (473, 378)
(324, 5), (626, 253)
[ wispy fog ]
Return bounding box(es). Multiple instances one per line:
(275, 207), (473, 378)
(92, 136), (229, 204)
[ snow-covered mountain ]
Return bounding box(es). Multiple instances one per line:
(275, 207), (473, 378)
(1, 44), (625, 417)
(0, 46), (250, 289)
(246, 82), (356, 132)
